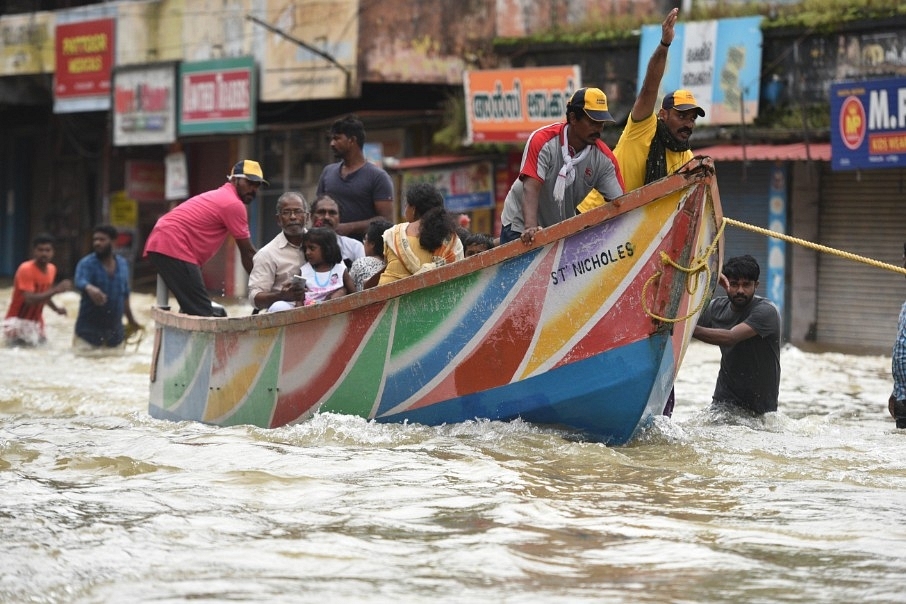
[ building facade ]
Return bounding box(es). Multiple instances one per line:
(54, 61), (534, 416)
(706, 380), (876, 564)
(3, 1), (906, 352)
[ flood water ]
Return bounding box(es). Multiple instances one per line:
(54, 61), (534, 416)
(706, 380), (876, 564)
(2, 288), (905, 603)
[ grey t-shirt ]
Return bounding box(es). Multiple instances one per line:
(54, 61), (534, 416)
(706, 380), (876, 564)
(316, 162), (394, 229)
(500, 122), (624, 233)
(697, 295), (781, 414)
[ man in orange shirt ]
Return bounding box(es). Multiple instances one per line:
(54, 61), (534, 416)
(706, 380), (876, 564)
(3, 233), (72, 345)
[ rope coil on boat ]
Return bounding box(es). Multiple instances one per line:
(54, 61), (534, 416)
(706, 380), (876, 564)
(642, 218), (727, 324)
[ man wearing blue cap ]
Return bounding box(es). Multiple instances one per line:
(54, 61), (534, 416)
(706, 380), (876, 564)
(499, 87), (625, 245)
(144, 159), (267, 316)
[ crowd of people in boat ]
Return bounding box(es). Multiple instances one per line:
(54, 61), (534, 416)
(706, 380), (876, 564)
(3, 9), (805, 426)
(253, 183), (497, 314)
(141, 7), (704, 319)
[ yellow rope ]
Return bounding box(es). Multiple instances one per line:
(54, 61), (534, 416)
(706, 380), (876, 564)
(723, 217), (906, 275)
(642, 218), (726, 323)
(123, 323), (145, 351)
(641, 214), (906, 325)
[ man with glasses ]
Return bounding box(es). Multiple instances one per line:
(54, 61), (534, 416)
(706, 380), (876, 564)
(498, 86), (625, 245)
(144, 159), (265, 316)
(248, 191), (309, 312)
(580, 9), (699, 207)
(309, 194), (365, 267)
(615, 9), (700, 192)
(587, 9), (697, 417)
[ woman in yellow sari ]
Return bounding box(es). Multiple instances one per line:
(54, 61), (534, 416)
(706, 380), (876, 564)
(379, 183), (464, 285)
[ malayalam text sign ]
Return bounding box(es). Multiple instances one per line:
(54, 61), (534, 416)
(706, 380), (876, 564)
(464, 66), (580, 145)
(639, 16), (763, 126)
(831, 78), (906, 171)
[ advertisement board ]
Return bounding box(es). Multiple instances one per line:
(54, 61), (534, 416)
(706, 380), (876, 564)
(831, 77), (906, 171)
(256, 0), (358, 101)
(639, 16), (763, 126)
(401, 162), (494, 213)
(179, 57), (256, 135)
(464, 66), (581, 144)
(113, 64), (177, 146)
(0, 12), (54, 75)
(54, 18), (115, 111)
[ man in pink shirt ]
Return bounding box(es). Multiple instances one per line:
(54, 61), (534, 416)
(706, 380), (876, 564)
(144, 160), (267, 316)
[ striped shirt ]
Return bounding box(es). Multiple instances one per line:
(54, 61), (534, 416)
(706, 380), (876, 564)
(891, 301), (906, 400)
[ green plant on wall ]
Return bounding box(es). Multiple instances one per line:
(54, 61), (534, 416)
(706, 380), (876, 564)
(494, 0), (905, 48)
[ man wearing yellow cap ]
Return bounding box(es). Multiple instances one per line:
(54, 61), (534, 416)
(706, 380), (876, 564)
(144, 159), (267, 316)
(579, 9), (702, 212)
(499, 87), (625, 245)
(616, 8), (703, 192)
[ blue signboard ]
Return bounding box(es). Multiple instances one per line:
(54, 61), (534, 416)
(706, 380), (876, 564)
(639, 16), (763, 126)
(831, 77), (906, 171)
(767, 165), (787, 322)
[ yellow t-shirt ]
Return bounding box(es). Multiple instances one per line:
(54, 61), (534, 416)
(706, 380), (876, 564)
(578, 113), (694, 212)
(378, 233), (436, 285)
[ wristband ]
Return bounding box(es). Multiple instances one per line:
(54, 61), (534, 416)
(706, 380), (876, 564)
(660, 40), (670, 48)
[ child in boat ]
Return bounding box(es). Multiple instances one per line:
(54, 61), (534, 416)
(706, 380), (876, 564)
(464, 233), (496, 257)
(349, 219), (392, 291)
(268, 227), (353, 311)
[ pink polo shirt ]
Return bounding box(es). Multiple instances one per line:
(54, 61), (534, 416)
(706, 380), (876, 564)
(144, 182), (251, 265)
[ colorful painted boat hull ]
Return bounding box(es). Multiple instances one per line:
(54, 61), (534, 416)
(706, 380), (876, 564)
(149, 159), (723, 444)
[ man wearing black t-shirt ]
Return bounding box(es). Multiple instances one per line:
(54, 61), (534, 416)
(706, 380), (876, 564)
(694, 255), (781, 414)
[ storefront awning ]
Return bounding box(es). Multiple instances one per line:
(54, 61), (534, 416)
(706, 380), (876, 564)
(695, 142), (831, 162)
(388, 155), (495, 170)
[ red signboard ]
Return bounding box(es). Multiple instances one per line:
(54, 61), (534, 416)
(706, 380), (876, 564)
(126, 161), (165, 202)
(179, 57), (256, 135)
(182, 69), (252, 121)
(464, 66), (580, 145)
(54, 18), (115, 99)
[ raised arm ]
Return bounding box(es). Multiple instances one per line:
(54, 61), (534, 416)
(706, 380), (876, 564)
(630, 8), (679, 123)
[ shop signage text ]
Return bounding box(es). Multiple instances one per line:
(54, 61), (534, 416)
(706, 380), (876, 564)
(464, 66), (580, 145)
(54, 18), (114, 99)
(179, 57), (256, 135)
(831, 77), (906, 170)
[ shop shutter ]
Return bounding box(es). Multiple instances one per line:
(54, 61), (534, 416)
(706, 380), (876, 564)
(816, 166), (906, 351)
(713, 162), (774, 297)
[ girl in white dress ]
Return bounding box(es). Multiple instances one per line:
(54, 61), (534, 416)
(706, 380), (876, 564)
(349, 219), (392, 291)
(268, 227), (353, 312)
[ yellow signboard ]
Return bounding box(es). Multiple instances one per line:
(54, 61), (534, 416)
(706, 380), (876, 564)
(109, 191), (138, 228)
(0, 12), (55, 75)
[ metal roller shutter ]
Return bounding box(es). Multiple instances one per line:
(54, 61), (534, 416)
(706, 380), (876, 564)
(713, 162), (774, 297)
(816, 166), (906, 352)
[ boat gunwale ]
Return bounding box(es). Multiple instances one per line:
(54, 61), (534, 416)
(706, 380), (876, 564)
(150, 158), (717, 333)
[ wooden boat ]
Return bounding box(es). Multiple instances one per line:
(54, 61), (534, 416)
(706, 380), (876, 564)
(148, 157), (723, 444)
